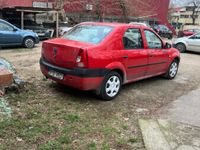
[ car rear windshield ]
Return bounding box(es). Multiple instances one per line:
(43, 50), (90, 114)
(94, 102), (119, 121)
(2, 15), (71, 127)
(63, 25), (113, 44)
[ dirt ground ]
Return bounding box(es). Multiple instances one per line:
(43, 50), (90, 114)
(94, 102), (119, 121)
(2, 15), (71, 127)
(0, 43), (200, 150)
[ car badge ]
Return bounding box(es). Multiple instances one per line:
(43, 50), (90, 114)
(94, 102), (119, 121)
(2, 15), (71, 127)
(53, 47), (57, 58)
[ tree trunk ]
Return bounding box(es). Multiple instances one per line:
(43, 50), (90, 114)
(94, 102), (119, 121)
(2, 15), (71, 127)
(119, 0), (128, 23)
(95, 0), (102, 22)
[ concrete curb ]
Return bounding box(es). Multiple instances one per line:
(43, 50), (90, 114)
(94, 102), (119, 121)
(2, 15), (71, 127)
(139, 119), (171, 150)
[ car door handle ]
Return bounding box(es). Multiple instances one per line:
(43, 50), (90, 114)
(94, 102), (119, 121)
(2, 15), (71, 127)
(123, 56), (129, 59)
(149, 54), (154, 57)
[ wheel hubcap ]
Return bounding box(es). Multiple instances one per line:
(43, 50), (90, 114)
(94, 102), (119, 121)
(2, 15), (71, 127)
(25, 39), (34, 48)
(176, 44), (184, 52)
(169, 62), (178, 77)
(105, 76), (120, 97)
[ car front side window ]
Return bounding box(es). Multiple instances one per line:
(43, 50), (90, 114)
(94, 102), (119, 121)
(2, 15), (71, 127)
(0, 22), (13, 31)
(144, 30), (162, 49)
(191, 33), (200, 39)
(123, 28), (143, 49)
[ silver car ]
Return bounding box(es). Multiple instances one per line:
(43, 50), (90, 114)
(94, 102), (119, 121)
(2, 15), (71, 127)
(173, 32), (200, 53)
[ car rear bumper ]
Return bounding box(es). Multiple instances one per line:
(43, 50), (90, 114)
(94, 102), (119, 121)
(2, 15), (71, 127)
(37, 32), (51, 40)
(40, 58), (109, 90)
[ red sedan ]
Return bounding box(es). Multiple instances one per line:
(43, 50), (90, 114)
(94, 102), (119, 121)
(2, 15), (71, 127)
(40, 22), (180, 100)
(178, 29), (200, 37)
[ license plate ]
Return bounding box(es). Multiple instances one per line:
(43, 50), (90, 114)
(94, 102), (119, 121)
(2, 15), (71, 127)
(48, 70), (64, 80)
(37, 33), (45, 36)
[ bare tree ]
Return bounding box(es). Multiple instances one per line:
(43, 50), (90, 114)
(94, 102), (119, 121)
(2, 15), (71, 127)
(118, 0), (129, 22)
(95, 0), (102, 21)
(190, 0), (200, 25)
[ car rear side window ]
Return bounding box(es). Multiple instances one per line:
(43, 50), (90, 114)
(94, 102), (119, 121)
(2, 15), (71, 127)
(0, 22), (13, 31)
(123, 28), (143, 49)
(190, 33), (200, 39)
(63, 25), (113, 44)
(144, 30), (162, 49)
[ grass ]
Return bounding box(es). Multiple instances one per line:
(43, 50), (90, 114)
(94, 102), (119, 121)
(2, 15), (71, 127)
(122, 124), (129, 130)
(63, 114), (80, 123)
(39, 140), (61, 150)
(0, 83), (144, 149)
(117, 138), (127, 145)
(57, 134), (71, 144)
(101, 142), (110, 150)
(128, 137), (138, 143)
(87, 141), (97, 150)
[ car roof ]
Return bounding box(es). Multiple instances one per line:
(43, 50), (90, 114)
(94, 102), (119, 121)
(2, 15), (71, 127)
(79, 22), (151, 29)
(0, 19), (8, 23)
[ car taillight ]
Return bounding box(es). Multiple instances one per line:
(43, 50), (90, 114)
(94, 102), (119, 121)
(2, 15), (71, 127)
(41, 44), (45, 56)
(76, 49), (87, 68)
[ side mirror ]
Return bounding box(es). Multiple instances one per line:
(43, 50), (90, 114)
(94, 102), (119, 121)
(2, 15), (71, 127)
(13, 28), (18, 32)
(164, 42), (172, 49)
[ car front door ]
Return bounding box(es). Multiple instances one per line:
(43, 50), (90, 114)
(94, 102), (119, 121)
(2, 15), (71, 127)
(122, 28), (148, 80)
(144, 30), (169, 75)
(187, 33), (200, 52)
(0, 22), (22, 46)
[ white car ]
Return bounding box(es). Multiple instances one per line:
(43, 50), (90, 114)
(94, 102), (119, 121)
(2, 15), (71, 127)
(59, 27), (72, 36)
(173, 32), (200, 53)
(129, 22), (150, 27)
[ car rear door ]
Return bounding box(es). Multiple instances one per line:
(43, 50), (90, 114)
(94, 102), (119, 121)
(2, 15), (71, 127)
(144, 29), (169, 75)
(187, 33), (200, 52)
(122, 28), (148, 80)
(0, 21), (22, 46)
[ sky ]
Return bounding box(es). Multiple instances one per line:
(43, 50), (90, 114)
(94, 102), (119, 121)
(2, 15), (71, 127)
(171, 0), (191, 7)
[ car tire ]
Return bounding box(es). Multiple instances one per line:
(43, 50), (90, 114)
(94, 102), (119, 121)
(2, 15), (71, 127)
(175, 43), (186, 53)
(99, 71), (122, 100)
(24, 37), (35, 48)
(168, 34), (173, 39)
(164, 59), (179, 79)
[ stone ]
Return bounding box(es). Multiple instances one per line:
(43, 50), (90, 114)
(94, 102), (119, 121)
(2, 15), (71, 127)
(136, 108), (149, 113)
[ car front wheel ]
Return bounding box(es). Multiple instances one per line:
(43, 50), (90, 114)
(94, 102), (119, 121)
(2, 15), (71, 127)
(175, 43), (186, 53)
(24, 37), (35, 48)
(164, 60), (179, 79)
(99, 71), (122, 100)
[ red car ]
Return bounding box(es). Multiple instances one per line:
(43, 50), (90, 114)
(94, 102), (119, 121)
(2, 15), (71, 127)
(40, 22), (180, 100)
(178, 29), (200, 37)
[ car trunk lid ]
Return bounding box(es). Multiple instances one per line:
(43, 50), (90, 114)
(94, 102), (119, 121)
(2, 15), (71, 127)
(42, 38), (93, 68)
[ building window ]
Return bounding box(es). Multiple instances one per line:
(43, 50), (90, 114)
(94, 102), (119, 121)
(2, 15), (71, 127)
(180, 15), (190, 18)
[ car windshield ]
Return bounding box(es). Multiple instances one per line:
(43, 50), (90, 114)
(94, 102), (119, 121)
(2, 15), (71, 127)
(158, 25), (169, 31)
(63, 25), (113, 44)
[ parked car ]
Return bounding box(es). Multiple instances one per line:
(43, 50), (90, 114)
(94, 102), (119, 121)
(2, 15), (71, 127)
(173, 32), (200, 53)
(40, 22), (180, 100)
(178, 29), (200, 37)
(152, 24), (173, 39)
(129, 22), (151, 28)
(7, 19), (51, 40)
(57, 22), (72, 36)
(0, 19), (39, 48)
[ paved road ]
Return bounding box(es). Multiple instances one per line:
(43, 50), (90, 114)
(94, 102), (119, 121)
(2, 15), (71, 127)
(159, 87), (200, 127)
(158, 52), (200, 127)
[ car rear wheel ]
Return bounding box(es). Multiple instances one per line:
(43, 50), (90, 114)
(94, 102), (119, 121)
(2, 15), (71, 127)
(24, 37), (35, 48)
(99, 71), (122, 100)
(168, 34), (173, 39)
(164, 60), (179, 79)
(175, 43), (186, 53)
